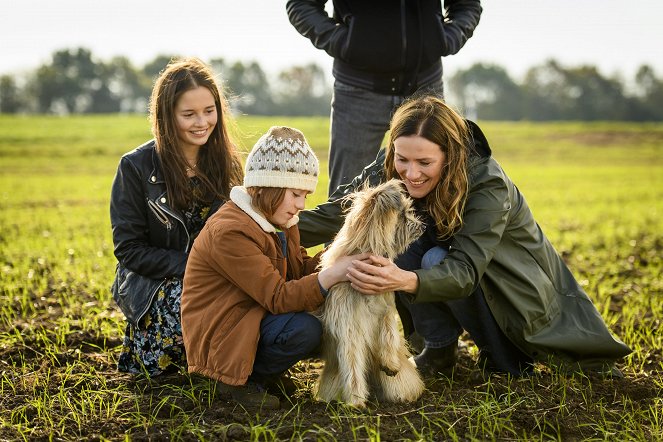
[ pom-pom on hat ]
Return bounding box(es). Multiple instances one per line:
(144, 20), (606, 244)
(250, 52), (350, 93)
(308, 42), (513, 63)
(244, 126), (319, 192)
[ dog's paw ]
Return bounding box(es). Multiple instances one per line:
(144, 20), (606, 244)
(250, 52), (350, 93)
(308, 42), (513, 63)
(380, 365), (399, 377)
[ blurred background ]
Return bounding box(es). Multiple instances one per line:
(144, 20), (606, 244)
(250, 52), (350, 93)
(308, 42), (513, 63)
(1, 0), (662, 120)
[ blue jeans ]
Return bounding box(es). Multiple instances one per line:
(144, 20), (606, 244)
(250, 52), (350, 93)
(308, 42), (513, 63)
(396, 244), (533, 375)
(252, 312), (322, 376)
(328, 80), (443, 195)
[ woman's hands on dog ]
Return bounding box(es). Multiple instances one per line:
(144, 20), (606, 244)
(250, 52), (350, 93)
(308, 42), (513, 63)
(347, 255), (419, 295)
(318, 253), (371, 291)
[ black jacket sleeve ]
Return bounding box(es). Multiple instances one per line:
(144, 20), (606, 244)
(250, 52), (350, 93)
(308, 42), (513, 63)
(440, 0), (483, 56)
(110, 157), (188, 279)
(286, 0), (349, 59)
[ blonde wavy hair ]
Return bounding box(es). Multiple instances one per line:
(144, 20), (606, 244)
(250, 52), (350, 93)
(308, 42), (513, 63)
(385, 96), (470, 240)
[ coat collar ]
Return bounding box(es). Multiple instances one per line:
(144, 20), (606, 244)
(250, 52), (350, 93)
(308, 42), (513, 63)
(145, 140), (165, 186)
(229, 186), (299, 233)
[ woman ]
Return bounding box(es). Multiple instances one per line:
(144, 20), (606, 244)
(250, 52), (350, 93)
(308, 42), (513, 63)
(181, 126), (366, 408)
(110, 58), (243, 376)
(298, 96), (631, 378)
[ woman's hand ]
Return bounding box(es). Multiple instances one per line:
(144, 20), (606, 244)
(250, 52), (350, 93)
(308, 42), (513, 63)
(317, 252), (371, 290)
(347, 255), (419, 295)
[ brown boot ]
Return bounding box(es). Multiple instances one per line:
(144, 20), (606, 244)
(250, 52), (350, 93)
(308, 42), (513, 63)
(414, 343), (458, 378)
(226, 381), (280, 409)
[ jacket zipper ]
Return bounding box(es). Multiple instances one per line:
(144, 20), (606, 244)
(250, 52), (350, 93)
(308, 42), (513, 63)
(147, 199), (172, 230)
(158, 201), (191, 253)
(147, 196), (191, 252)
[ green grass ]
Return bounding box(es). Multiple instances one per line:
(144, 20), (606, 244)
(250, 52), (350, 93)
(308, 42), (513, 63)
(0, 114), (661, 441)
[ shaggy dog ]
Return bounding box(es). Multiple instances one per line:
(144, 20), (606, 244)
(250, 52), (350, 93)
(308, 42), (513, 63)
(315, 179), (425, 408)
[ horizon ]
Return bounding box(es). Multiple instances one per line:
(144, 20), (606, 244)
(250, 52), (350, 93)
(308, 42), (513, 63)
(3, 0), (662, 83)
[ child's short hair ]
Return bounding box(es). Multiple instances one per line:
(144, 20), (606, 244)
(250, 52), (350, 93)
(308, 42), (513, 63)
(246, 187), (286, 219)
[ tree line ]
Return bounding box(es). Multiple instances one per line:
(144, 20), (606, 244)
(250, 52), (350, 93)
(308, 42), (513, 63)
(1, 47), (661, 121)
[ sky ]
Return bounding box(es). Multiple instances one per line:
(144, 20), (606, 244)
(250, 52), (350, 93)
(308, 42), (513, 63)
(2, 0), (662, 84)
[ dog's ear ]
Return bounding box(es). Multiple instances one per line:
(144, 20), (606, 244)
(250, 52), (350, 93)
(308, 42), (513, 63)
(352, 180), (406, 234)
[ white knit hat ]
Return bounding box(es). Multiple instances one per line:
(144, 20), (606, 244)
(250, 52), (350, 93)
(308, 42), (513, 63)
(244, 126), (319, 192)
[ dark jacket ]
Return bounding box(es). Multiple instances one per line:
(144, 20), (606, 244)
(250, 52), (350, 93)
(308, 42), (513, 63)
(298, 121), (631, 369)
(286, 0), (482, 94)
(110, 140), (223, 325)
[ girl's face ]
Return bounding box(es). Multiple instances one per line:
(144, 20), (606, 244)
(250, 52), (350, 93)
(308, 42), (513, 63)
(393, 135), (446, 199)
(174, 86), (217, 151)
(269, 188), (310, 227)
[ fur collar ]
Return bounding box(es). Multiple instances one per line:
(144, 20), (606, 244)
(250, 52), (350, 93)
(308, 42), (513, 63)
(229, 186), (299, 233)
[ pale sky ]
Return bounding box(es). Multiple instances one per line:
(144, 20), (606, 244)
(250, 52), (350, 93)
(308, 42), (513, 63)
(2, 0), (662, 83)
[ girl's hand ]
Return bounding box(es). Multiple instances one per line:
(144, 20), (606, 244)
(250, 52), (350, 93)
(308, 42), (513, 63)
(347, 255), (419, 295)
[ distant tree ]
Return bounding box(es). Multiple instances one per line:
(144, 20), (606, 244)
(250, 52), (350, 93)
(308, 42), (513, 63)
(142, 55), (180, 80)
(633, 65), (663, 121)
(522, 59), (628, 121)
(522, 60), (572, 120)
(107, 56), (151, 112)
(26, 47), (122, 113)
(273, 64), (331, 116)
(563, 65), (627, 120)
(86, 61), (121, 113)
(0, 75), (21, 113)
(52, 48), (97, 112)
(29, 65), (60, 113)
(448, 63), (523, 120)
(6, 46), (662, 120)
(211, 58), (275, 115)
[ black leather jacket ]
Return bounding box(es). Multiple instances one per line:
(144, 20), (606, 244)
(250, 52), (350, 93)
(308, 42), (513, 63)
(109, 140), (223, 325)
(286, 0), (482, 95)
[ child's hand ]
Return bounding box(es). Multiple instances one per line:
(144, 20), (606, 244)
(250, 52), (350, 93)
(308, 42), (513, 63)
(317, 253), (371, 290)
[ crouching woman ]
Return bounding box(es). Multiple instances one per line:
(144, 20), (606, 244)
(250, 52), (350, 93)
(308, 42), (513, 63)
(181, 126), (365, 408)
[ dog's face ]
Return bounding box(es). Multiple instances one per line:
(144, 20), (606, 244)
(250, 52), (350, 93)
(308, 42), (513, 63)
(343, 179), (423, 259)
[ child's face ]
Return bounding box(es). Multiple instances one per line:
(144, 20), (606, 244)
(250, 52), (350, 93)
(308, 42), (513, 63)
(269, 188), (310, 227)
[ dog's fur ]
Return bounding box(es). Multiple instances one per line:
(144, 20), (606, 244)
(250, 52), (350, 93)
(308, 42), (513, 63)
(315, 179), (425, 408)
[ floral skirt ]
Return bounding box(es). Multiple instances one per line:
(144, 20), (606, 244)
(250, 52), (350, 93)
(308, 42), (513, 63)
(117, 278), (186, 376)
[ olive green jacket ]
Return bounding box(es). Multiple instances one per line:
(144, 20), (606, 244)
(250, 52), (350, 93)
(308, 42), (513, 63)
(299, 122), (631, 370)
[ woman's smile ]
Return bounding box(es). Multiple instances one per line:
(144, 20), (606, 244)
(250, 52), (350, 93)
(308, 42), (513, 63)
(393, 135), (446, 199)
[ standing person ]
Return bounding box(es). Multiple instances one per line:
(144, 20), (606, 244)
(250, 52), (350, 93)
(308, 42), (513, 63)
(286, 0), (482, 195)
(110, 58), (244, 376)
(298, 96), (631, 378)
(181, 126), (367, 408)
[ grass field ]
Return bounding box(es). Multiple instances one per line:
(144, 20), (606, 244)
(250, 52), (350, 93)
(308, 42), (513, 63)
(0, 114), (661, 441)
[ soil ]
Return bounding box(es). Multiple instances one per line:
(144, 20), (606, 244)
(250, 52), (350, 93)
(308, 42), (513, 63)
(2, 327), (659, 441)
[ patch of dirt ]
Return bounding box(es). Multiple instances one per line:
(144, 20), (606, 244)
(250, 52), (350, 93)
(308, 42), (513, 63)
(1, 314), (661, 441)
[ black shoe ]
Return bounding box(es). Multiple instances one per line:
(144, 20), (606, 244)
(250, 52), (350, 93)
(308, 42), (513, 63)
(477, 351), (500, 373)
(250, 372), (298, 398)
(583, 364), (624, 379)
(226, 381), (280, 409)
(407, 331), (425, 355)
(414, 344), (458, 378)
(474, 351), (533, 380)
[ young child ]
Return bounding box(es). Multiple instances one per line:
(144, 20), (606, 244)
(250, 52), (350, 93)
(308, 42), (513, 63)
(181, 126), (366, 408)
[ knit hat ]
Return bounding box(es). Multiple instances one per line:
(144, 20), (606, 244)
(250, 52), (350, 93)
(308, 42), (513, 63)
(244, 126), (319, 192)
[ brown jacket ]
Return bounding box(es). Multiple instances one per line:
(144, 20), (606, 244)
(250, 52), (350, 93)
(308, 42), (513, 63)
(181, 186), (324, 385)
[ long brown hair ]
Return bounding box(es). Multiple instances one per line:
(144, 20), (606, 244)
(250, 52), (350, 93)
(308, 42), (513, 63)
(149, 57), (243, 209)
(385, 96), (470, 239)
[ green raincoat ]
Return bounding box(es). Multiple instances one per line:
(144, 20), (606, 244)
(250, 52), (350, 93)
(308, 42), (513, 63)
(298, 121), (631, 371)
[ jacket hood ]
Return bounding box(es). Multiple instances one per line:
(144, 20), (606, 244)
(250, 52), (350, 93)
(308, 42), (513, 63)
(229, 186), (299, 233)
